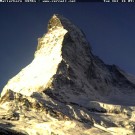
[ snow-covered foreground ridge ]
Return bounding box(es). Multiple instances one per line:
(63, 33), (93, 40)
(0, 14), (135, 135)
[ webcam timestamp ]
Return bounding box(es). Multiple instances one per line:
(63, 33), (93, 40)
(42, 0), (76, 2)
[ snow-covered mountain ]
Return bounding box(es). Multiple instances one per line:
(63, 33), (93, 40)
(0, 14), (135, 135)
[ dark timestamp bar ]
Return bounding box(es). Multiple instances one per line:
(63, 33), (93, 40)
(0, 0), (105, 2)
(0, 0), (135, 2)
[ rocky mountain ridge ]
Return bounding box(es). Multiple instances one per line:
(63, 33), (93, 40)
(0, 14), (135, 135)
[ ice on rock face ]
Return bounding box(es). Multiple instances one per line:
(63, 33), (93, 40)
(1, 14), (93, 99)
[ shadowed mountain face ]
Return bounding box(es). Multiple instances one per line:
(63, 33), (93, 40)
(0, 14), (135, 135)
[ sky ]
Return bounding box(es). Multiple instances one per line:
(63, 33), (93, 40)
(0, 3), (135, 91)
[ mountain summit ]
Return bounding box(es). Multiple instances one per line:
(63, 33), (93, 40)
(0, 14), (135, 135)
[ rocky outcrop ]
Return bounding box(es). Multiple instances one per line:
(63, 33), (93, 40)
(0, 14), (135, 135)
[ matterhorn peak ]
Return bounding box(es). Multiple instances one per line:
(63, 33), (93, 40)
(48, 14), (77, 30)
(47, 14), (64, 30)
(0, 15), (135, 135)
(1, 14), (91, 98)
(48, 14), (88, 44)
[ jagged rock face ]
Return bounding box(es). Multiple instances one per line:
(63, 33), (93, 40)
(1, 14), (98, 103)
(0, 14), (135, 135)
(2, 14), (135, 104)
